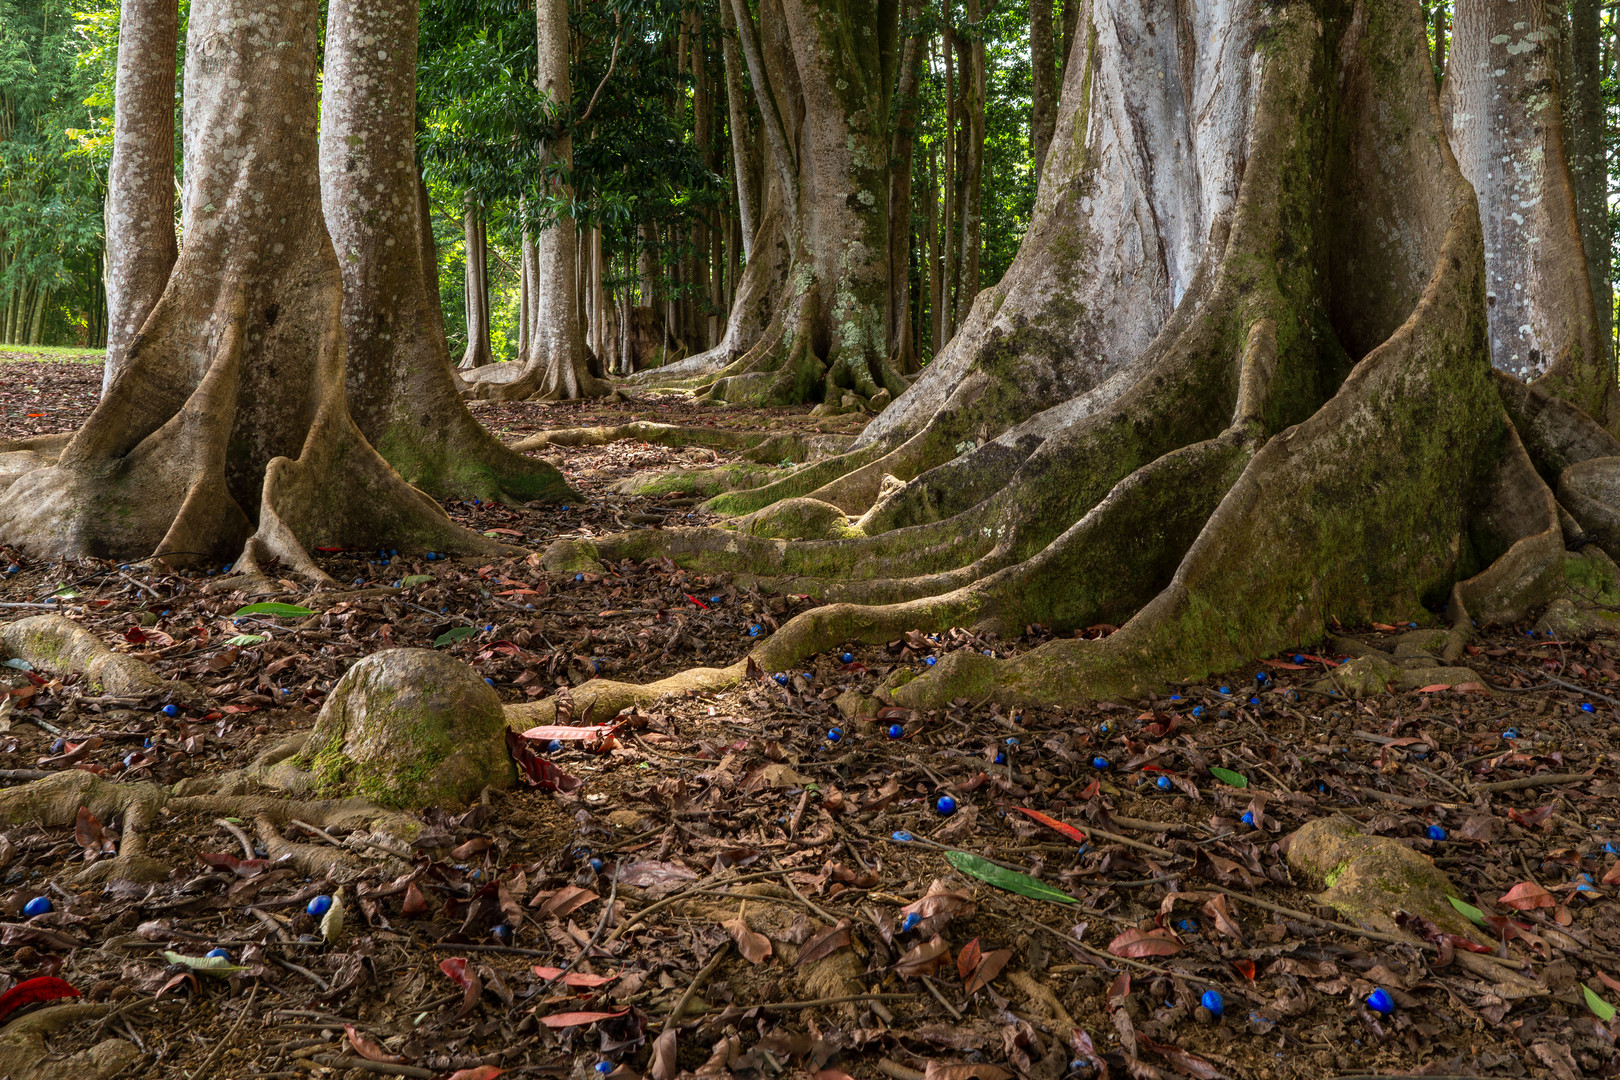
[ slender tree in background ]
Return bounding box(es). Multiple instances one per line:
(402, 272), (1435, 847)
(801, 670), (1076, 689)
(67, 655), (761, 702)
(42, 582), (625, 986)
(1028, 0), (1057, 176)
(0, 0), (511, 573)
(468, 0), (610, 400)
(457, 203), (494, 369)
(319, 0), (571, 503)
(101, 0), (177, 395)
(1565, 0), (1610, 348)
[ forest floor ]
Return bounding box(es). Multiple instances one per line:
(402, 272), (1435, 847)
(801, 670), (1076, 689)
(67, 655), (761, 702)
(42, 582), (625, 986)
(1, 359), (1618, 1080)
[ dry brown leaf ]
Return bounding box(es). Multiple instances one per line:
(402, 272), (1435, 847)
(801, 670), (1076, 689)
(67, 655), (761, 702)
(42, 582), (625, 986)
(722, 914), (773, 964)
(895, 934), (951, 977)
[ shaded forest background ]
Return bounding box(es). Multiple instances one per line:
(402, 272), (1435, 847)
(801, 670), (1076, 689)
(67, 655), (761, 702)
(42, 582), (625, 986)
(0, 0), (1607, 367)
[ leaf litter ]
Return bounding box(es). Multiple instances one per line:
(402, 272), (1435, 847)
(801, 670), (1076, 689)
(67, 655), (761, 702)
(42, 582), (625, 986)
(2, 365), (1620, 1077)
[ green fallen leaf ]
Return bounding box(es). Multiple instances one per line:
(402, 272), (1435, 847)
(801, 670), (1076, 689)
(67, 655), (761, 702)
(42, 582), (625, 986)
(434, 626), (477, 647)
(946, 850), (1076, 905)
(400, 575), (434, 587)
(1209, 766), (1248, 789)
(223, 634), (266, 647)
(230, 602), (314, 618)
(1586, 983), (1617, 1021)
(163, 951), (245, 977)
(51, 586), (79, 599)
(1448, 896), (1487, 925)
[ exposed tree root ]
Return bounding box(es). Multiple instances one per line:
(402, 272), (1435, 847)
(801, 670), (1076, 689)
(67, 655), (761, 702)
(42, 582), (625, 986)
(0, 614), (175, 698)
(0, 1002), (142, 1080)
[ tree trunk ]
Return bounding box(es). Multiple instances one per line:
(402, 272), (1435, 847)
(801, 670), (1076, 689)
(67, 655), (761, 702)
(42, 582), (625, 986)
(1442, 0), (1616, 424)
(889, 13), (923, 374)
(675, 0), (908, 410)
(319, 0), (570, 503)
(1029, 0), (1058, 177)
(466, 0), (608, 401)
(517, 225), (530, 360)
(1564, 0), (1611, 350)
(457, 206), (494, 370)
(954, 0), (985, 325)
(102, 0), (178, 396)
(1433, 0), (1447, 77)
(416, 171), (449, 355)
(0, 0), (503, 575)
(942, 23), (958, 341)
(721, 0), (759, 261)
(524, 0), (1620, 722)
(928, 140), (941, 354)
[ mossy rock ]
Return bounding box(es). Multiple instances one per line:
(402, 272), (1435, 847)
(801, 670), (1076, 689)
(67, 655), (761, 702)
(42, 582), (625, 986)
(1312, 654), (1400, 698)
(1287, 815), (1479, 941)
(735, 498), (862, 541)
(296, 649), (514, 808)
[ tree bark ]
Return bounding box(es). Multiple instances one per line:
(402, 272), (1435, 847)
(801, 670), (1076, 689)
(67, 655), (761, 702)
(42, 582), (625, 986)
(458, 205), (494, 369)
(721, 0), (759, 261)
(319, 0), (570, 503)
(954, 0), (985, 326)
(0, 0), (503, 574)
(465, 0), (608, 400)
(102, 0), (178, 396)
(889, 12), (923, 373)
(1564, 0), (1611, 349)
(1443, 0), (1616, 424)
(1029, 0), (1058, 177)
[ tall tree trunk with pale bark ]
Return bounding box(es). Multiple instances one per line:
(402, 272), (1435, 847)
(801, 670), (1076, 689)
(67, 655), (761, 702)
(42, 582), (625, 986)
(465, 0), (609, 401)
(0, 0), (508, 576)
(1564, 0), (1611, 349)
(1029, 0), (1058, 177)
(102, 0), (179, 396)
(457, 206), (494, 370)
(320, 0), (572, 503)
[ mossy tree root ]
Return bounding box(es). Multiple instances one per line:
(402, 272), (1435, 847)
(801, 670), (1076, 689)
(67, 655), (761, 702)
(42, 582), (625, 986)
(0, 614), (176, 699)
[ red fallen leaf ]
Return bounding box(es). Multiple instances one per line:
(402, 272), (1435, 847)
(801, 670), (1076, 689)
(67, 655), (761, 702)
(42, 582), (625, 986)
(532, 966), (618, 988)
(345, 1024), (408, 1064)
(1106, 971), (1131, 1009)
(1371, 622), (1403, 631)
(1012, 806), (1087, 844)
(1499, 881), (1558, 910)
(1138, 1033), (1227, 1079)
(1603, 862), (1620, 887)
(1232, 958), (1256, 980)
(401, 880), (429, 916)
(1598, 971), (1620, 996)
(1262, 659), (1310, 670)
(538, 1009), (629, 1028)
(1414, 683), (1453, 694)
(722, 915), (773, 964)
(484, 527), (524, 537)
(506, 729), (583, 792)
(1108, 928), (1184, 958)
(1298, 654), (1340, 667)
(796, 919), (852, 968)
(520, 725), (614, 741)
(221, 704), (258, 714)
(198, 851), (270, 877)
(685, 593), (710, 609)
(899, 881), (976, 936)
(532, 885), (599, 917)
(446, 1068), (503, 1080)
(450, 838), (492, 860)
(957, 937), (983, 982)
(441, 957), (483, 1018)
(964, 948), (1011, 995)
(894, 934), (951, 977)
(1079, 778), (1100, 800)
(74, 806), (116, 859)
(1069, 1029), (1108, 1078)
(1508, 805), (1555, 829)
(123, 626), (148, 644)
(0, 976), (79, 1025)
